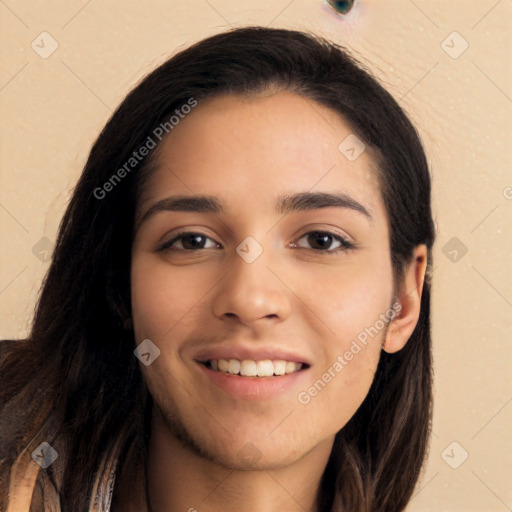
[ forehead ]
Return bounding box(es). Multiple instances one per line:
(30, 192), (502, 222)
(138, 92), (386, 223)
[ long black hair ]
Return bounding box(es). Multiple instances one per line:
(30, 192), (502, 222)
(0, 27), (435, 511)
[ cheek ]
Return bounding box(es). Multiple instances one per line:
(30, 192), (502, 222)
(296, 300), (385, 435)
(299, 251), (393, 344)
(297, 353), (379, 437)
(130, 256), (214, 341)
(291, 256), (392, 431)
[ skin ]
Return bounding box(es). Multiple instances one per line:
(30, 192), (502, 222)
(130, 91), (427, 512)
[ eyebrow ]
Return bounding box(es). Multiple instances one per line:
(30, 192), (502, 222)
(136, 191), (374, 230)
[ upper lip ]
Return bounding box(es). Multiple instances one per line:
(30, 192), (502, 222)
(194, 345), (311, 366)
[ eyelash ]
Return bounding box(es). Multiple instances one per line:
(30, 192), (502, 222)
(157, 230), (356, 254)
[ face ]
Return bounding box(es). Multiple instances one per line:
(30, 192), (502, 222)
(130, 91), (395, 470)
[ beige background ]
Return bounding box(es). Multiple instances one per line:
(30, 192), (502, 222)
(0, 1), (511, 510)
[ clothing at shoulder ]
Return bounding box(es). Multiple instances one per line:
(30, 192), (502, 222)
(0, 338), (149, 512)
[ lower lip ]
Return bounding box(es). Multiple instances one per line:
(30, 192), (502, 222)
(195, 362), (310, 401)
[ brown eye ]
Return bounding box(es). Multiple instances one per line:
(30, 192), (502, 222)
(326, 0), (356, 16)
(306, 232), (336, 250)
(178, 234), (208, 250)
(158, 232), (219, 252)
(293, 230), (355, 254)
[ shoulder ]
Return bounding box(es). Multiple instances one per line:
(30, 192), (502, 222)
(0, 339), (40, 511)
(0, 339), (66, 511)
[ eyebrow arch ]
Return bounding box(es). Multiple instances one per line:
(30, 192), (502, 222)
(277, 191), (374, 224)
(136, 190), (374, 230)
(136, 195), (223, 231)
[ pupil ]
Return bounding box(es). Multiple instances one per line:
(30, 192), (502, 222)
(183, 234), (204, 249)
(309, 232), (332, 250)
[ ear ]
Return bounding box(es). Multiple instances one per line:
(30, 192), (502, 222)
(383, 244), (428, 354)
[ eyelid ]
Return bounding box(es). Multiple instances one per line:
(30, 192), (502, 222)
(157, 230), (221, 252)
(293, 223), (355, 244)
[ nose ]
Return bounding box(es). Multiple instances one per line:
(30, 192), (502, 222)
(211, 245), (292, 327)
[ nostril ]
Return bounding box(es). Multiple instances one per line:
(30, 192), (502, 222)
(325, 0), (357, 16)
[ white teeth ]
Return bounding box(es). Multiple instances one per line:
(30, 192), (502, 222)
(218, 359), (229, 373)
(240, 360), (257, 377)
(256, 360), (274, 377)
(228, 359), (240, 374)
(209, 358), (304, 377)
(286, 361), (300, 374)
(273, 360), (286, 375)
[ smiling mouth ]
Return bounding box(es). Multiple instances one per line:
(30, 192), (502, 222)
(199, 358), (309, 378)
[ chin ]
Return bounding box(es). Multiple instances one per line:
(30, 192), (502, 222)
(207, 443), (304, 472)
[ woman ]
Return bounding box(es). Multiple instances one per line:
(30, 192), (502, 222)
(0, 27), (435, 511)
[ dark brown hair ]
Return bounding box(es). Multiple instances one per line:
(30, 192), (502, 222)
(0, 27), (435, 511)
